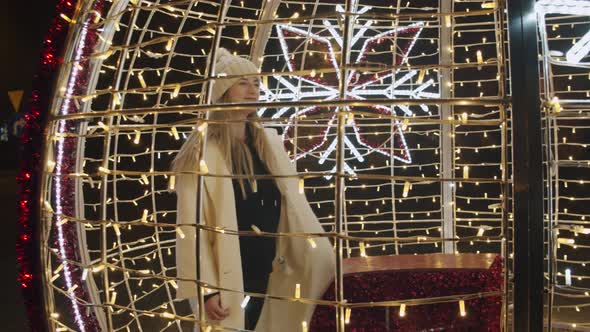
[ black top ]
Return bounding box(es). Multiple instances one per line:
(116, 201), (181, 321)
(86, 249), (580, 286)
(232, 128), (282, 283)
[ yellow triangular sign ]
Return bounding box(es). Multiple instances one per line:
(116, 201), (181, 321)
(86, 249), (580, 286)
(8, 90), (24, 112)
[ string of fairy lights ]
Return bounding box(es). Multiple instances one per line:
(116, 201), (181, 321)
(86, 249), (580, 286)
(38, 0), (518, 331)
(537, 0), (590, 329)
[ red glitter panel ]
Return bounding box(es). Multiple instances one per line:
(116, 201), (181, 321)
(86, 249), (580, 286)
(310, 254), (503, 332)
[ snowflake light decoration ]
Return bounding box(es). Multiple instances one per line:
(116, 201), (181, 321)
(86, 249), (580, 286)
(259, 5), (440, 174)
(536, 0), (590, 65)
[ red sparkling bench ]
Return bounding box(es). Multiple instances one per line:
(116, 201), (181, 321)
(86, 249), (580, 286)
(310, 253), (503, 332)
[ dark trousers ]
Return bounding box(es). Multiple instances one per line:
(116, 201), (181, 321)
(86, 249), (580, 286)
(243, 274), (269, 330)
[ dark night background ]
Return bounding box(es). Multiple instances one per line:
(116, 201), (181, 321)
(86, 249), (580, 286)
(1, 1), (58, 330)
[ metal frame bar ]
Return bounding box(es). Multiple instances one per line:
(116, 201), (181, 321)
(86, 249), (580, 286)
(440, 0), (455, 255)
(507, 0), (544, 330)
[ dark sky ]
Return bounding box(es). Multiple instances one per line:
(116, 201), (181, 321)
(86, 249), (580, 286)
(2, 2), (57, 331)
(1, 0), (58, 170)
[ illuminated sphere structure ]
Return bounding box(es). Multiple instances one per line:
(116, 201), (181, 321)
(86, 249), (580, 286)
(27, 0), (590, 331)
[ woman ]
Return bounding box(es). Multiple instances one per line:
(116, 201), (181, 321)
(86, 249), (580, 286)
(172, 48), (335, 331)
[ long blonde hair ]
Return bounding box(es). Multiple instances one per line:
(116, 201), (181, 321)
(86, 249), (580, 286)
(171, 94), (265, 199)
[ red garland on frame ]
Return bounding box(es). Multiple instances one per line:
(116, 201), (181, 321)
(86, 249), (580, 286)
(17, 0), (104, 331)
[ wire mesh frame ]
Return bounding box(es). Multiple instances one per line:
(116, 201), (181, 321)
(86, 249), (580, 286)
(537, 0), (590, 329)
(38, 0), (512, 331)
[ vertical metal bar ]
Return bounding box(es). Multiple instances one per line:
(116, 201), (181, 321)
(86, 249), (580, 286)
(194, 2), (229, 329)
(538, 8), (556, 331)
(547, 108), (560, 332)
(493, 0), (510, 329)
(95, 1), (147, 329)
(544, 107), (556, 332)
(440, 0), (455, 254)
(507, 0), (544, 329)
(389, 0), (402, 256)
(336, 0), (355, 331)
(500, 101), (510, 331)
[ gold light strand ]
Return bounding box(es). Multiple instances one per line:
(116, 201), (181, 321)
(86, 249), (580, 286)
(169, 175), (176, 190)
(165, 38), (174, 51)
(133, 130), (141, 144)
(197, 122), (208, 135)
(241, 295), (251, 308)
(60, 13), (76, 23)
(242, 26), (250, 40)
(138, 72), (147, 88)
(171, 126), (180, 140)
(459, 300), (467, 317)
(412, 69), (424, 85)
(141, 209), (149, 223)
(301, 321), (308, 332)
(402, 181), (411, 198)
(199, 160), (209, 173)
(359, 241), (367, 257)
(172, 84), (181, 98)
(176, 227), (185, 239)
(444, 15), (452, 28)
(551, 96), (562, 113)
(345, 308), (352, 324)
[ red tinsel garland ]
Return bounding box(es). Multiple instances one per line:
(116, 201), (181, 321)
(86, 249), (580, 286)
(17, 0), (104, 331)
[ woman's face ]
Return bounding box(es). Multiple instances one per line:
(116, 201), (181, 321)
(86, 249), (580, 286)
(224, 77), (260, 119)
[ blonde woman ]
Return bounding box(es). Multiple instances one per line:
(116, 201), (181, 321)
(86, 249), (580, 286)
(172, 48), (335, 331)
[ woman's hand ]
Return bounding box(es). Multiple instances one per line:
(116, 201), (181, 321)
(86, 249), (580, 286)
(205, 294), (230, 321)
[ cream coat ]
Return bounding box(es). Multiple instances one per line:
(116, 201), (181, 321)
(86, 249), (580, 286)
(175, 127), (336, 331)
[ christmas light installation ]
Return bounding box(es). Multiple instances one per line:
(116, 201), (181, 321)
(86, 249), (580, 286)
(28, 0), (514, 330)
(258, 4), (439, 173)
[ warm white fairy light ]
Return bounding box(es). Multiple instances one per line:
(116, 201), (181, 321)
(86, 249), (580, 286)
(199, 159), (209, 173)
(241, 295), (251, 308)
(359, 242), (367, 257)
(344, 307), (352, 324)
(402, 181), (411, 198)
(171, 126), (180, 140)
(197, 121), (208, 133)
(141, 209), (149, 223)
(459, 300), (467, 317)
(307, 238), (317, 249)
(137, 72), (147, 88)
(168, 175), (175, 190)
(175, 227), (185, 239)
(565, 269), (572, 286)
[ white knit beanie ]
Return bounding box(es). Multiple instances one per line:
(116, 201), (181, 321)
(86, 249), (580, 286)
(211, 48), (259, 103)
